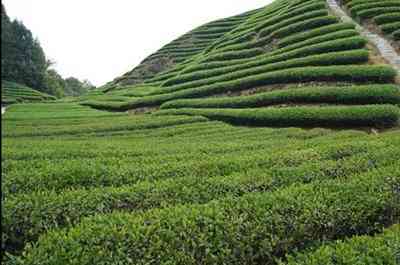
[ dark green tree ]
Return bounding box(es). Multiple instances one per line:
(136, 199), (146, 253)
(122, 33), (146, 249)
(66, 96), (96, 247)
(2, 4), (48, 91)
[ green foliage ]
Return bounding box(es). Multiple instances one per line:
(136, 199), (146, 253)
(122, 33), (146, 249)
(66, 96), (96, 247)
(161, 85), (400, 109)
(83, 65), (396, 111)
(15, 167), (400, 264)
(282, 225), (400, 265)
(1, 81), (56, 103)
(156, 105), (400, 128)
(1, 8), (47, 91)
(374, 12), (400, 25)
(381, 21), (400, 33)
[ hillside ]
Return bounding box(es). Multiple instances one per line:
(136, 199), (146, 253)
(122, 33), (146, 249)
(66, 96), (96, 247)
(83, 0), (400, 129)
(2, 0), (400, 264)
(1, 81), (56, 105)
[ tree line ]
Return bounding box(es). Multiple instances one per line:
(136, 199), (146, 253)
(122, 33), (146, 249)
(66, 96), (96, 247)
(1, 4), (94, 97)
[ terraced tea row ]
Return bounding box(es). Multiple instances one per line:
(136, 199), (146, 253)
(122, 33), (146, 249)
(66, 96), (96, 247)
(82, 0), (400, 129)
(342, 0), (400, 43)
(1, 81), (55, 105)
(14, 166), (400, 264)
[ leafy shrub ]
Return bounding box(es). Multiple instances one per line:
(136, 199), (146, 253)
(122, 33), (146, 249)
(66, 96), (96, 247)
(277, 23), (356, 48)
(381, 21), (400, 33)
(374, 12), (400, 25)
(7, 145), (398, 253)
(161, 50), (370, 94)
(203, 48), (264, 63)
(349, 1), (400, 17)
(161, 85), (400, 109)
(358, 7), (400, 19)
(167, 36), (367, 87)
(282, 225), (400, 265)
(259, 10), (329, 37)
(392, 28), (400, 39)
(156, 105), (400, 128)
(16, 167), (400, 264)
(84, 65), (397, 111)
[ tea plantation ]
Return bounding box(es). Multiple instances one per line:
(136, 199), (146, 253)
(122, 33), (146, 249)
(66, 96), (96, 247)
(1, 81), (56, 105)
(2, 0), (400, 264)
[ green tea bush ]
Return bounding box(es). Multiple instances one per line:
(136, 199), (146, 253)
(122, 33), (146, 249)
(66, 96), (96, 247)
(392, 28), (400, 39)
(6, 145), (398, 253)
(259, 10), (329, 37)
(167, 37), (367, 86)
(156, 105), (400, 128)
(16, 168), (400, 264)
(282, 225), (400, 265)
(203, 48), (264, 63)
(277, 23), (356, 47)
(84, 65), (397, 111)
(374, 12), (400, 25)
(161, 85), (400, 109)
(358, 7), (400, 19)
(381, 21), (400, 33)
(349, 1), (400, 17)
(160, 50), (369, 94)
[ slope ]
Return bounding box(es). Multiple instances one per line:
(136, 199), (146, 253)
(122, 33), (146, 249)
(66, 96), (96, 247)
(1, 81), (56, 105)
(84, 0), (400, 129)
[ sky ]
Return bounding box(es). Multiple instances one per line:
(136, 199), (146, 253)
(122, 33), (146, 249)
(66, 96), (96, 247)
(3, 0), (273, 86)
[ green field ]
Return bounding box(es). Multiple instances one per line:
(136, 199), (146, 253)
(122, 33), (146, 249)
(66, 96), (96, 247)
(1, 81), (56, 105)
(2, 0), (400, 264)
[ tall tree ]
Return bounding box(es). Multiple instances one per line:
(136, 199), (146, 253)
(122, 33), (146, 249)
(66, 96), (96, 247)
(2, 4), (47, 91)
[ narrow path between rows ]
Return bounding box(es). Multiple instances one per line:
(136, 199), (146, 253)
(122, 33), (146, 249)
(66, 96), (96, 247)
(327, 0), (400, 72)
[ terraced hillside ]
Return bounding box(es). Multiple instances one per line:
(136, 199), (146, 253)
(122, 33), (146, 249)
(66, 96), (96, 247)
(85, 0), (400, 129)
(2, 0), (400, 264)
(1, 81), (56, 105)
(105, 8), (261, 89)
(341, 0), (400, 46)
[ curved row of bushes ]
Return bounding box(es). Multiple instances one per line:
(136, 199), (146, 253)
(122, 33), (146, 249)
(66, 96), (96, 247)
(159, 50), (370, 95)
(83, 65), (397, 111)
(282, 224), (400, 265)
(277, 22), (356, 48)
(166, 36), (368, 87)
(160, 85), (400, 109)
(4, 145), (398, 253)
(156, 105), (400, 128)
(16, 167), (400, 264)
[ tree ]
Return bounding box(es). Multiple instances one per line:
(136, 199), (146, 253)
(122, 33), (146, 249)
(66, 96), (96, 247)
(44, 69), (66, 98)
(1, 5), (48, 91)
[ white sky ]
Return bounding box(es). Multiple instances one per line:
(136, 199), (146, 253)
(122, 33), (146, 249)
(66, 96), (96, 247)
(3, 0), (272, 86)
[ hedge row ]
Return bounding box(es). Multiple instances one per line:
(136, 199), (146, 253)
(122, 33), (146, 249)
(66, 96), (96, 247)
(282, 225), (400, 265)
(392, 28), (400, 39)
(349, 1), (400, 17)
(213, 15), (340, 62)
(7, 145), (398, 253)
(381, 21), (400, 33)
(254, 1), (326, 33)
(83, 65), (397, 111)
(277, 22), (356, 48)
(160, 85), (400, 109)
(17, 166), (400, 264)
(166, 36), (367, 87)
(156, 105), (400, 128)
(269, 29), (359, 56)
(160, 50), (369, 94)
(259, 10), (328, 38)
(203, 48), (264, 63)
(358, 7), (400, 19)
(228, 0), (322, 43)
(374, 12), (400, 25)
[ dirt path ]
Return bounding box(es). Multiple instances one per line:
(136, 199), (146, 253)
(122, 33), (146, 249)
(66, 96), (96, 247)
(327, 0), (400, 72)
